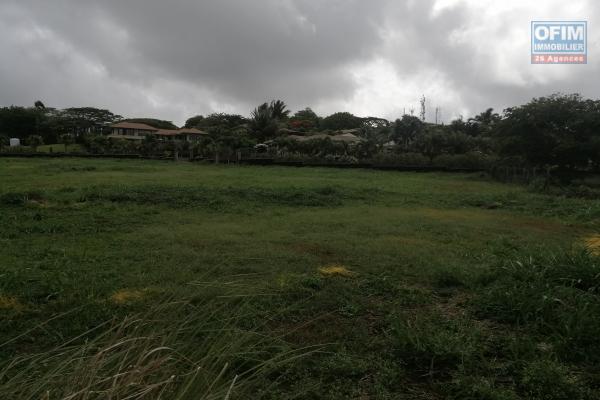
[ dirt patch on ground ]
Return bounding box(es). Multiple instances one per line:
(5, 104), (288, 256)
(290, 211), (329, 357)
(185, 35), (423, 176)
(509, 217), (567, 234)
(0, 295), (24, 312)
(435, 292), (471, 319)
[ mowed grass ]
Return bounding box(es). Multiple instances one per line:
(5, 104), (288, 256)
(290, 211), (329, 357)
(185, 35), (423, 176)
(1, 157), (600, 399)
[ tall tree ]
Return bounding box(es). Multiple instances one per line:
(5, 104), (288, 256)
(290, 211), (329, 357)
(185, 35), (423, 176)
(55, 107), (122, 136)
(392, 115), (424, 149)
(289, 107), (320, 131)
(0, 107), (46, 139)
(250, 103), (278, 141)
(320, 112), (363, 131)
(122, 118), (176, 130)
(186, 113), (247, 130)
(495, 93), (600, 169)
(269, 100), (290, 119)
(466, 108), (500, 136)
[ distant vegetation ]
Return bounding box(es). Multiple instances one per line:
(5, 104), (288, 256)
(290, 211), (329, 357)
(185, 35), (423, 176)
(1, 93), (599, 179)
(121, 118), (179, 130)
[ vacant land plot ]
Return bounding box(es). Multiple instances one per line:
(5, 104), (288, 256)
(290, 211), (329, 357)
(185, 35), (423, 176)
(1, 158), (599, 399)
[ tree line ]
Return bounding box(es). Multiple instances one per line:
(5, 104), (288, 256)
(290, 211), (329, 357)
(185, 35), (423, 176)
(1, 93), (599, 171)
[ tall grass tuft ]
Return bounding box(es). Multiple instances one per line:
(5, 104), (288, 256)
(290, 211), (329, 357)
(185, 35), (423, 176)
(0, 296), (313, 399)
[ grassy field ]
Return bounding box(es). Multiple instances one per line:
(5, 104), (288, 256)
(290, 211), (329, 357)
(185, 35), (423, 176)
(1, 157), (599, 399)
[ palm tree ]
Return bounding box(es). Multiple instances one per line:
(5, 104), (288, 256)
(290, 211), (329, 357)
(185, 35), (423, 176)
(269, 100), (290, 119)
(250, 103), (277, 141)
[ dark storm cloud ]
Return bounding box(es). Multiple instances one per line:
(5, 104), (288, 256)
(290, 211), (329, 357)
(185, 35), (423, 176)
(0, 0), (598, 124)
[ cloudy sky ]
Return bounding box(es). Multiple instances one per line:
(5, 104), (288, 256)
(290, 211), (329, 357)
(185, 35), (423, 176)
(0, 0), (598, 125)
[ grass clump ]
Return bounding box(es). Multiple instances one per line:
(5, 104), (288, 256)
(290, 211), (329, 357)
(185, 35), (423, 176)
(520, 358), (589, 400)
(391, 311), (484, 379)
(473, 250), (600, 363)
(0, 296), (311, 400)
(0, 191), (45, 206)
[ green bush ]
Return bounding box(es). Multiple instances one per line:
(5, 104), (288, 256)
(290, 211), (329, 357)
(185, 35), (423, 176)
(432, 152), (494, 169)
(372, 152), (429, 167)
(0, 145), (33, 153)
(322, 154), (359, 164)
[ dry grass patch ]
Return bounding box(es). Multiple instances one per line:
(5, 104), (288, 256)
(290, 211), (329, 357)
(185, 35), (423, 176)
(318, 264), (356, 278)
(0, 296), (24, 312)
(584, 234), (600, 255)
(110, 289), (147, 304)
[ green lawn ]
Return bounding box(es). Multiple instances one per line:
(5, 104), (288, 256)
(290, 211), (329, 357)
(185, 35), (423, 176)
(36, 143), (83, 153)
(1, 158), (599, 399)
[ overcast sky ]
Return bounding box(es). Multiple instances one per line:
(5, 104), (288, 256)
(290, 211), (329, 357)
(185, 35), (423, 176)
(0, 0), (598, 126)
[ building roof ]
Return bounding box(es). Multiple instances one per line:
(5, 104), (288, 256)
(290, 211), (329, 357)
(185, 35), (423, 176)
(110, 122), (159, 131)
(110, 122), (208, 137)
(178, 128), (208, 135)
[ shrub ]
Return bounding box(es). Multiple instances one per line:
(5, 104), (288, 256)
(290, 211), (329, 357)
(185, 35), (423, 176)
(372, 152), (429, 167)
(322, 154), (359, 164)
(432, 152), (494, 170)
